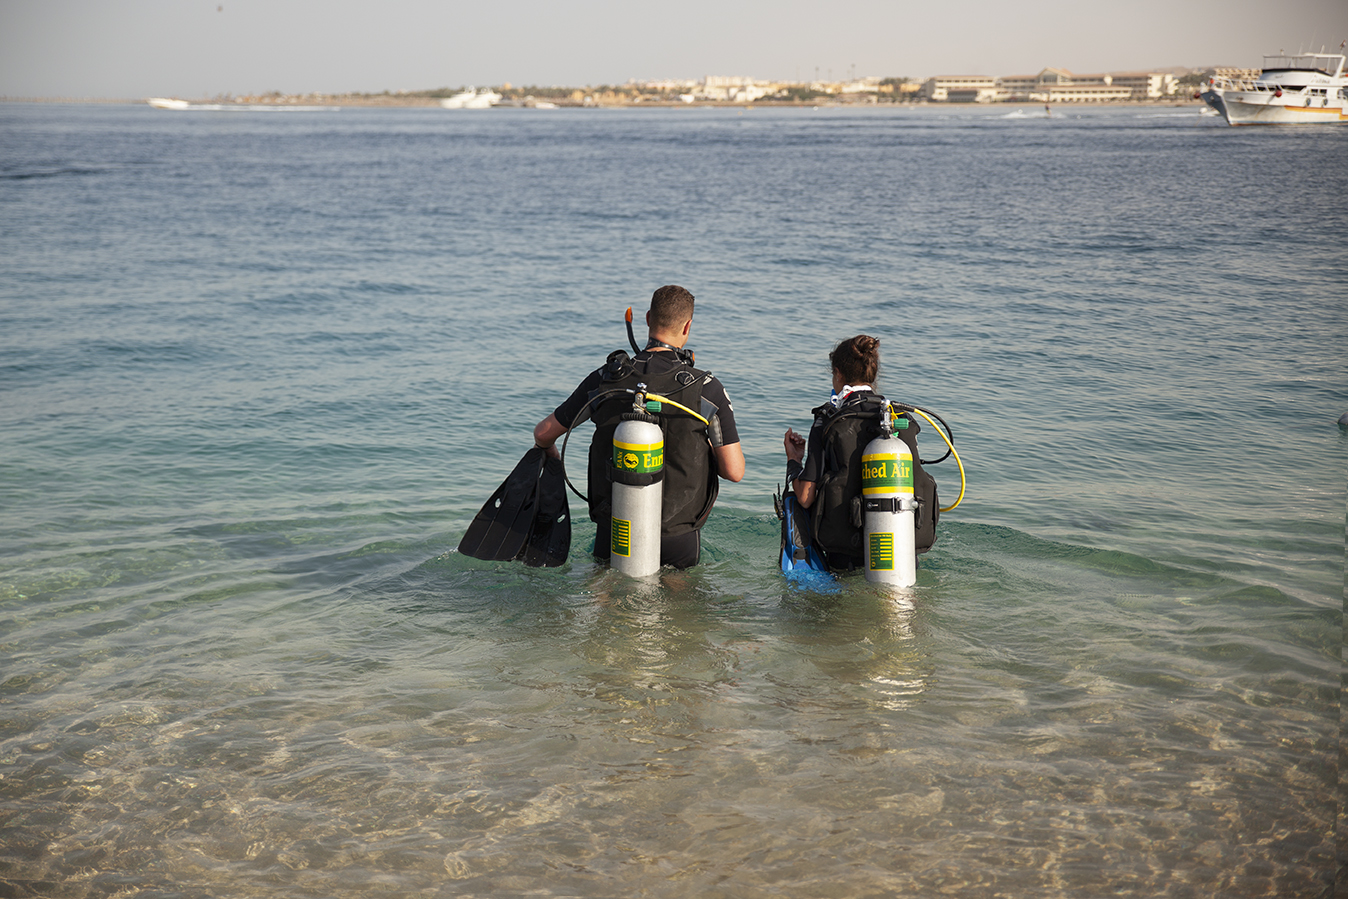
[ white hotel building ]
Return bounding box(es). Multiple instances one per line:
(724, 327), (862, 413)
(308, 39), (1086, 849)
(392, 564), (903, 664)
(921, 68), (1180, 102)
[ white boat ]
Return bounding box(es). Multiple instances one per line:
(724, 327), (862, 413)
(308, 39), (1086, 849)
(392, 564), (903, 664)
(1201, 49), (1348, 125)
(439, 88), (502, 109)
(146, 98), (334, 112)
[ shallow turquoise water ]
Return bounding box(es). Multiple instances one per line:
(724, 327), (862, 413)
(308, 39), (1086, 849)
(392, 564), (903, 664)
(1, 103), (1343, 897)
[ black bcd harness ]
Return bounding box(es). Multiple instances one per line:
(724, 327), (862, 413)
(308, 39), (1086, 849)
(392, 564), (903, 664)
(809, 394), (940, 566)
(580, 350), (720, 538)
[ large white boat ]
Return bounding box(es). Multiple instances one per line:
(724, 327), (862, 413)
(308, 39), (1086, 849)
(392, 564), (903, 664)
(1201, 49), (1348, 125)
(439, 88), (502, 109)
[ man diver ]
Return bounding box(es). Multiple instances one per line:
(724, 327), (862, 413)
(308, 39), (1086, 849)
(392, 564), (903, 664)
(532, 285), (745, 570)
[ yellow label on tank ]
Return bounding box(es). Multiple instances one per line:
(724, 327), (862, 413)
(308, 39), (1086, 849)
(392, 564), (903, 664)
(613, 440), (663, 473)
(861, 450), (913, 495)
(869, 532), (895, 570)
(611, 518), (632, 557)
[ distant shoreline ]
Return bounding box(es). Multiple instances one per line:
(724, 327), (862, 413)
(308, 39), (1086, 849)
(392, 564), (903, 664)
(3, 95), (1207, 109)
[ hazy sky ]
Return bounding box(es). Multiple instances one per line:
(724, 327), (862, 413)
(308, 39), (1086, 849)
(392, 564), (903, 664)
(2, 0), (1345, 98)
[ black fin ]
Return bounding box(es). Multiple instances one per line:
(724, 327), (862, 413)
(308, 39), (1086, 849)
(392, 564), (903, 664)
(458, 448), (548, 562)
(521, 453), (571, 567)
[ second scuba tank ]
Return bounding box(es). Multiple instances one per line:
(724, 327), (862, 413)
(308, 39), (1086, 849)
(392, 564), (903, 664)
(609, 386), (664, 577)
(861, 403), (918, 587)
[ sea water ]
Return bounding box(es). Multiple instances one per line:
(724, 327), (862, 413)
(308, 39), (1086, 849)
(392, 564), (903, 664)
(1, 102), (1343, 897)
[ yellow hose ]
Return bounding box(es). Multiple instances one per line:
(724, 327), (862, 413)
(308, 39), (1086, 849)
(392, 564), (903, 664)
(644, 392), (709, 426)
(911, 409), (966, 512)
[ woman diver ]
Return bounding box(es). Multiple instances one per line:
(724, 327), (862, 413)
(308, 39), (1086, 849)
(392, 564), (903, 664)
(782, 334), (943, 572)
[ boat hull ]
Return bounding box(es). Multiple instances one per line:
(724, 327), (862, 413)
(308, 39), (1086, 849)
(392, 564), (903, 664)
(1198, 87), (1227, 119)
(1219, 91), (1348, 125)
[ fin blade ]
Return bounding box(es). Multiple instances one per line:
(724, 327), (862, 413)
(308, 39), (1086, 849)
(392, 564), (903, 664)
(779, 491), (829, 574)
(521, 454), (571, 567)
(458, 449), (547, 562)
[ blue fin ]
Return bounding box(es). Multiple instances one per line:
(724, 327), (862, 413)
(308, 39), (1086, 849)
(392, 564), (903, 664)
(779, 491), (828, 574)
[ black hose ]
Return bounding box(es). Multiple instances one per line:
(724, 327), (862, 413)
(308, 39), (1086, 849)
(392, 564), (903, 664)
(892, 402), (955, 465)
(558, 387), (634, 503)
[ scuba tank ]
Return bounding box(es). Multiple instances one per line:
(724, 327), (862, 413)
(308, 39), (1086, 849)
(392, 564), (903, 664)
(861, 401), (918, 587)
(609, 384), (664, 577)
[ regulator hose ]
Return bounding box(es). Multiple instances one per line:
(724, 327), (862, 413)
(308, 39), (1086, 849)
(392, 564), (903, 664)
(557, 387), (709, 503)
(891, 402), (955, 465)
(908, 407), (966, 512)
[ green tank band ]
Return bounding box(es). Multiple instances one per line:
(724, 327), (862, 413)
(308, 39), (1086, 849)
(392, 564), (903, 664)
(861, 452), (914, 494)
(613, 440), (664, 474)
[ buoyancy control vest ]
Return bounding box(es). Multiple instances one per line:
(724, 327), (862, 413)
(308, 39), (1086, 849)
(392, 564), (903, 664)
(809, 393), (940, 565)
(585, 350), (720, 538)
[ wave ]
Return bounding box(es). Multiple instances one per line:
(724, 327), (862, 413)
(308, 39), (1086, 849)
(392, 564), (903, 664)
(0, 166), (105, 181)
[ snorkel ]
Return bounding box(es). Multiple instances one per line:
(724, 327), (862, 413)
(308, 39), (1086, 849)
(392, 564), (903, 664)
(628, 305), (695, 365)
(625, 307), (641, 355)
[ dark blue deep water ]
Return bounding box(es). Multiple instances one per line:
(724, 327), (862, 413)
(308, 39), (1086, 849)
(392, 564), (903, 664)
(1, 102), (1344, 897)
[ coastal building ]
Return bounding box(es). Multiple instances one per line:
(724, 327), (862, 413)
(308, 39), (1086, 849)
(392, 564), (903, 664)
(698, 76), (771, 102)
(637, 79), (698, 92)
(1212, 67), (1260, 82)
(839, 77), (885, 94)
(919, 75), (998, 101)
(1031, 73), (1134, 102)
(1105, 71), (1180, 98)
(997, 71), (1057, 99)
(926, 67), (1180, 102)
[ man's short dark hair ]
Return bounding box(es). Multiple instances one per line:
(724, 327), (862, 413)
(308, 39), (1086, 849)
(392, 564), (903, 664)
(649, 285), (695, 331)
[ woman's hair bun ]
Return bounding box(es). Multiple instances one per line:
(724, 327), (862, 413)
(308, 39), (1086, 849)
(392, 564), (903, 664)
(830, 334), (881, 385)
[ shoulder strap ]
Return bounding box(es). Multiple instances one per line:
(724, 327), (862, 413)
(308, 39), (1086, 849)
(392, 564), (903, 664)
(815, 394), (884, 439)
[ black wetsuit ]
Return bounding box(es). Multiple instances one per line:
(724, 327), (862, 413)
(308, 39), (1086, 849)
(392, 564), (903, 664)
(554, 349), (739, 569)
